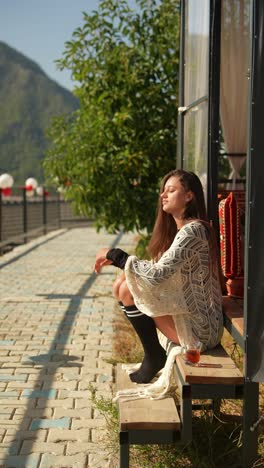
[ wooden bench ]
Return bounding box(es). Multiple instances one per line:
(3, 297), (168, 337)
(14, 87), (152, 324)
(174, 344), (244, 442)
(116, 344), (244, 467)
(116, 363), (181, 468)
(174, 296), (245, 443)
(115, 295), (245, 467)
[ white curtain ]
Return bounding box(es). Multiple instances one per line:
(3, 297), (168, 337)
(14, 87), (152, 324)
(220, 0), (250, 189)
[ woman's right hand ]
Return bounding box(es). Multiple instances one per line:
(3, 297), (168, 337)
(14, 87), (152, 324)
(94, 248), (113, 274)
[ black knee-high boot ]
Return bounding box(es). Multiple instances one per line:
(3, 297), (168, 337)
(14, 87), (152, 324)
(120, 304), (167, 383)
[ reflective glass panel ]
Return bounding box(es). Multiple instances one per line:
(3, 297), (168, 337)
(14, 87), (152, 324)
(183, 101), (208, 187)
(184, 0), (210, 106)
(183, 0), (209, 189)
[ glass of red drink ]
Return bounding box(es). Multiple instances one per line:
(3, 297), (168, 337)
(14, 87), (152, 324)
(183, 341), (202, 365)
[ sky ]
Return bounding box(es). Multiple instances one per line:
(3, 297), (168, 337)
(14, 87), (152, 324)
(0, 1), (206, 93)
(0, 0), (135, 92)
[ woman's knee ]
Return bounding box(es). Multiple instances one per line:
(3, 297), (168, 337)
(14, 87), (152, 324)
(112, 274), (126, 300)
(119, 280), (134, 306)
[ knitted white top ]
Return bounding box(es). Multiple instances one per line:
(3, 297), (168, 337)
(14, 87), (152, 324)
(125, 221), (223, 350)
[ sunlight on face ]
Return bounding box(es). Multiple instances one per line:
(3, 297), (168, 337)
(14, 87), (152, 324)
(160, 176), (192, 218)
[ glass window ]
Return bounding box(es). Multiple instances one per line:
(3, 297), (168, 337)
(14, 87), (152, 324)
(183, 100), (208, 182)
(184, 0), (209, 106)
(182, 0), (210, 189)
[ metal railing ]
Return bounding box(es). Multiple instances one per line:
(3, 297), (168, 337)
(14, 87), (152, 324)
(0, 187), (90, 254)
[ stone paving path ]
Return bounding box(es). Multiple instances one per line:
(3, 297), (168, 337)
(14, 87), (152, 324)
(0, 227), (136, 468)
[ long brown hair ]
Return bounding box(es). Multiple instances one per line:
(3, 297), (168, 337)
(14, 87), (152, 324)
(148, 169), (208, 259)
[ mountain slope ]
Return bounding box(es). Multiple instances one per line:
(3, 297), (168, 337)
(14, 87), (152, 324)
(0, 41), (78, 184)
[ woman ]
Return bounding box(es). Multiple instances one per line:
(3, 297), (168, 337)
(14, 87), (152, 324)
(94, 169), (223, 384)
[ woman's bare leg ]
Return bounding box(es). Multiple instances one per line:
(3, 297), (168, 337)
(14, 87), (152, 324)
(154, 316), (180, 344)
(112, 273), (127, 300)
(118, 280), (135, 306)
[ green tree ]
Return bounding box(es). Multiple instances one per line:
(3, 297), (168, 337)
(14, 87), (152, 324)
(44, 0), (180, 233)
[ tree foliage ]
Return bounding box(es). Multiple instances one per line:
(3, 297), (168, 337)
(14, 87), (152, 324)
(44, 0), (180, 233)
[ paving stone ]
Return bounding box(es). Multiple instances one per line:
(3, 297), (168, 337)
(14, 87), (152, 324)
(0, 441), (20, 456)
(0, 391), (19, 398)
(14, 367), (42, 374)
(21, 389), (57, 399)
(47, 428), (90, 442)
(57, 390), (91, 399)
(14, 408), (53, 418)
(71, 418), (105, 430)
(88, 452), (114, 468)
(20, 441), (65, 455)
(0, 374), (28, 382)
(4, 430), (48, 442)
(30, 417), (70, 430)
(91, 427), (109, 443)
(41, 380), (77, 390)
(36, 398), (73, 408)
(53, 407), (92, 418)
(0, 454), (40, 468)
(0, 418), (31, 430)
(66, 442), (101, 455)
(7, 382), (42, 389)
(0, 399), (35, 408)
(0, 408), (14, 416)
(39, 453), (87, 468)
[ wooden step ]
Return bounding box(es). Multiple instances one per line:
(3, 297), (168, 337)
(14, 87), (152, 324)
(175, 344), (244, 385)
(116, 363), (181, 431)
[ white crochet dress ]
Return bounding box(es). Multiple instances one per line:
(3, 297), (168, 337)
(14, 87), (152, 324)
(125, 221), (223, 350)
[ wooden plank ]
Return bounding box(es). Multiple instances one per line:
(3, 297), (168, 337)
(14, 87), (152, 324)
(116, 364), (181, 431)
(222, 295), (244, 337)
(119, 398), (181, 431)
(116, 363), (141, 392)
(176, 345), (244, 385)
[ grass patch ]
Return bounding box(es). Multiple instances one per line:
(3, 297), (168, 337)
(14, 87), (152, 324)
(90, 303), (264, 467)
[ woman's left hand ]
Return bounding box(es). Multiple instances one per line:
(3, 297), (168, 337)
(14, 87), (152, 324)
(94, 248), (113, 274)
